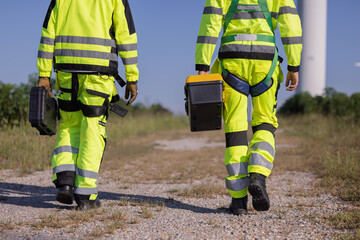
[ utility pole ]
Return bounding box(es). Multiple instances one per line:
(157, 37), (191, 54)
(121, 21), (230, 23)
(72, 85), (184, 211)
(297, 0), (328, 96)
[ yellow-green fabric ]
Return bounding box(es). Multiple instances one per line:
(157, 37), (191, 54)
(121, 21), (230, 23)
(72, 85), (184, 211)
(196, 0), (302, 74)
(52, 71), (115, 200)
(196, 0), (302, 198)
(37, 0), (139, 82)
(221, 68), (280, 198)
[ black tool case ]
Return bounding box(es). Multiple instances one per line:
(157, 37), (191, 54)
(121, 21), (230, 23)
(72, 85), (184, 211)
(185, 74), (223, 132)
(29, 87), (57, 136)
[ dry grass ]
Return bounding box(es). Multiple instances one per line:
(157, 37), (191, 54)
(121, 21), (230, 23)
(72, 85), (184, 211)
(176, 184), (227, 198)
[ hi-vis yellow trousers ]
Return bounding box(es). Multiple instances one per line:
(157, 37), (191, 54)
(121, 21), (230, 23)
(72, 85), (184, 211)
(218, 63), (282, 199)
(51, 71), (117, 201)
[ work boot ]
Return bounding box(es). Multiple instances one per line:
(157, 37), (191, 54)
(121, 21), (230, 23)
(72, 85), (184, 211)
(56, 185), (73, 205)
(248, 173), (270, 211)
(75, 195), (101, 211)
(229, 196), (248, 215)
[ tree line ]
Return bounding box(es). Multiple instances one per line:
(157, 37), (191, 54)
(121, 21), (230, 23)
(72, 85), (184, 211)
(279, 88), (360, 121)
(0, 73), (171, 128)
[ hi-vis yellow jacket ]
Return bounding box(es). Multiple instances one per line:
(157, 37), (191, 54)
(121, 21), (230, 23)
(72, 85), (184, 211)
(196, 0), (302, 77)
(37, 0), (139, 82)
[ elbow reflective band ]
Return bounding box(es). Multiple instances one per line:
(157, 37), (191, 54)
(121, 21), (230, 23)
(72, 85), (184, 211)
(197, 36), (218, 45)
(117, 43), (137, 51)
(38, 51), (54, 59)
(281, 36), (302, 45)
(40, 37), (55, 45)
(121, 57), (138, 65)
(203, 6), (223, 15)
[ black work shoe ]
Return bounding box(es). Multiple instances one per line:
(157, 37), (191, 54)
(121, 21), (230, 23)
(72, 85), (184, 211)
(56, 185), (73, 205)
(229, 196), (248, 215)
(248, 173), (270, 211)
(75, 194), (101, 211)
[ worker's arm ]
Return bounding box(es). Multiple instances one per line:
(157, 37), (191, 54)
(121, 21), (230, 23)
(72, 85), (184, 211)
(277, 0), (303, 73)
(113, 0), (139, 83)
(37, 0), (57, 78)
(195, 0), (225, 73)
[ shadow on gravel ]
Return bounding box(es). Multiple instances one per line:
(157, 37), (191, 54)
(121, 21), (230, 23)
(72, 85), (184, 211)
(100, 191), (224, 214)
(0, 182), (225, 214)
(0, 182), (72, 210)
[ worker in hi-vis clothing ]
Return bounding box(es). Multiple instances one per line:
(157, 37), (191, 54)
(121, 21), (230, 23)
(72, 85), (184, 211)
(196, 0), (302, 215)
(37, 0), (139, 210)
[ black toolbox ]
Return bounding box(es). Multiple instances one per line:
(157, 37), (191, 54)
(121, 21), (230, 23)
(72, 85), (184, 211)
(185, 74), (223, 132)
(29, 87), (57, 136)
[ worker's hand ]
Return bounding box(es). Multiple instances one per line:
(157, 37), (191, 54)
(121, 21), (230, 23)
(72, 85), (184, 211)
(198, 71), (208, 75)
(125, 81), (138, 105)
(285, 71), (299, 91)
(38, 77), (52, 96)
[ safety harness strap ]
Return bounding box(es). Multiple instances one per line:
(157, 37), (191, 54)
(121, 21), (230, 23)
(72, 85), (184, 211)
(220, 0), (278, 97)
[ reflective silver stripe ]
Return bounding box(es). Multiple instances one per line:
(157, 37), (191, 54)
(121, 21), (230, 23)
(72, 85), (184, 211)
(197, 36), (218, 45)
(40, 37), (55, 46)
(226, 177), (249, 192)
(234, 34), (258, 41)
(279, 6), (298, 15)
(238, 5), (260, 10)
(55, 49), (118, 61)
(226, 162), (248, 176)
(281, 37), (302, 45)
(76, 168), (99, 179)
(117, 43), (137, 52)
(232, 11), (265, 20)
(220, 44), (275, 54)
(249, 142), (275, 157)
(121, 57), (138, 65)
(74, 187), (98, 195)
(203, 6), (223, 15)
(53, 164), (76, 174)
(53, 146), (79, 156)
(249, 153), (273, 171)
(38, 51), (54, 59)
(55, 36), (116, 47)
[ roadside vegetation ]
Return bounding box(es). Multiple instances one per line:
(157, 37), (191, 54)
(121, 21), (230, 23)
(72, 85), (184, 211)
(279, 90), (360, 239)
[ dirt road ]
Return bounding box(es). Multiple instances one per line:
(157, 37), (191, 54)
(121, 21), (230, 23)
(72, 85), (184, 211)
(0, 129), (354, 239)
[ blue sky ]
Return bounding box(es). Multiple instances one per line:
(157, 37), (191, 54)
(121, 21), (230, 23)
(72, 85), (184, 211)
(0, 0), (359, 114)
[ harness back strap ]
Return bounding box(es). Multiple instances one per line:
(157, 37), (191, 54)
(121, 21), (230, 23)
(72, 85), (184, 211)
(220, 0), (278, 97)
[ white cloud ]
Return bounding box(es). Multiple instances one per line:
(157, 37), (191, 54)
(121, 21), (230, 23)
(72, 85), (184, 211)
(355, 62), (360, 67)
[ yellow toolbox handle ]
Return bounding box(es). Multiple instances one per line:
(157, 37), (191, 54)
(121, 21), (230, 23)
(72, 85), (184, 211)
(185, 74), (223, 84)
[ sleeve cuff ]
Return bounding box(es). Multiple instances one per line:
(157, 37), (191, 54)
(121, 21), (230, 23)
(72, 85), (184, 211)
(195, 64), (210, 72)
(287, 65), (300, 72)
(39, 72), (52, 78)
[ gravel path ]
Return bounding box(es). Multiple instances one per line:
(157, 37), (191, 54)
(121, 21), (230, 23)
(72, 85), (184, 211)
(0, 139), (355, 239)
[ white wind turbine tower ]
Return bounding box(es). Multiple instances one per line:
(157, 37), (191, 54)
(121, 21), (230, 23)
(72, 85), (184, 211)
(297, 0), (328, 96)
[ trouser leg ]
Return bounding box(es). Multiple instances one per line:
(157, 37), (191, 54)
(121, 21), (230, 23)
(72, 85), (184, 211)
(248, 78), (279, 177)
(52, 72), (82, 188)
(223, 82), (249, 199)
(74, 73), (115, 201)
